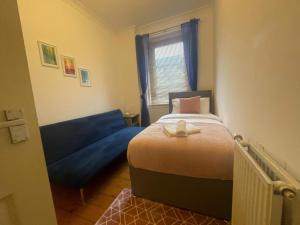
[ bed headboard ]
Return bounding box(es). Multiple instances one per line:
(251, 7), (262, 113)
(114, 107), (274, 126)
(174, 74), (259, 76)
(168, 90), (214, 114)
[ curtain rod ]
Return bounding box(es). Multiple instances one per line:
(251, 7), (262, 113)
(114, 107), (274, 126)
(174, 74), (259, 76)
(148, 18), (200, 37)
(149, 25), (181, 36)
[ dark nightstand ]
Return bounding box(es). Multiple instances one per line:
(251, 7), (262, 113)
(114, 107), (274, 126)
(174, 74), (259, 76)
(123, 114), (140, 127)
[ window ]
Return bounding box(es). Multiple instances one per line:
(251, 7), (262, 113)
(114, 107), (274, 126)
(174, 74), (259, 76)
(148, 30), (190, 105)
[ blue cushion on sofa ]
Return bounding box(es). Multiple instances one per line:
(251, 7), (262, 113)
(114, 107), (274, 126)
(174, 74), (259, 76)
(40, 110), (127, 165)
(47, 127), (144, 187)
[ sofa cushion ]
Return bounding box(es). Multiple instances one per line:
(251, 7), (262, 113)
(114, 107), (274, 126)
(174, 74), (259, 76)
(47, 127), (144, 187)
(40, 110), (126, 165)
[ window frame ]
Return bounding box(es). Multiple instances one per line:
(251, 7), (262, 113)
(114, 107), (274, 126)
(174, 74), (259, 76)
(147, 31), (189, 106)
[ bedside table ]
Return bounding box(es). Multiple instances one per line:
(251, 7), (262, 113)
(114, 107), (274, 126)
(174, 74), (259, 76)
(123, 114), (140, 127)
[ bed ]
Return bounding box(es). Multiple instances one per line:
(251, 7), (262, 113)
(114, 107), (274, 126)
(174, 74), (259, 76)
(127, 90), (234, 220)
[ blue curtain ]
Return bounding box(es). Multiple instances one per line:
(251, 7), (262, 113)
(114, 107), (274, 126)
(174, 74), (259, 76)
(135, 34), (150, 127)
(181, 19), (199, 91)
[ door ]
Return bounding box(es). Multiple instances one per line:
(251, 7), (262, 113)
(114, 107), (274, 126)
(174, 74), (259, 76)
(0, 0), (57, 224)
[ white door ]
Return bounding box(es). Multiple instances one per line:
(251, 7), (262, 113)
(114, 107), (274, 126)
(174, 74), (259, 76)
(0, 0), (57, 224)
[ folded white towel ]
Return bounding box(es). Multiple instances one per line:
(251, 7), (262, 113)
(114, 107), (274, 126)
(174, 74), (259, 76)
(163, 121), (201, 137)
(176, 120), (187, 137)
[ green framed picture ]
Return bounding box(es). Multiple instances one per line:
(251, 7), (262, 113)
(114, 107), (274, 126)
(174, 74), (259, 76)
(38, 41), (59, 68)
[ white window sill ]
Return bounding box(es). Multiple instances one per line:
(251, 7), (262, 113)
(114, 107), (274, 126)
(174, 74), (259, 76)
(148, 103), (169, 107)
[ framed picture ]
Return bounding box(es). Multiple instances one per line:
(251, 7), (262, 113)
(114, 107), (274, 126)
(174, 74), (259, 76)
(79, 68), (91, 87)
(38, 41), (59, 68)
(61, 55), (76, 77)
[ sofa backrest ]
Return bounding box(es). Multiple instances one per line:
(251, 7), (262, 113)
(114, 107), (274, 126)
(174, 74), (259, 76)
(40, 109), (126, 165)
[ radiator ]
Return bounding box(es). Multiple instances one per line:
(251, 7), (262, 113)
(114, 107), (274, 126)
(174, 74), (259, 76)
(232, 135), (300, 225)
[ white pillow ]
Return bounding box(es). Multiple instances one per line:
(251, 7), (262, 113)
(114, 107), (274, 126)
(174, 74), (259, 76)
(172, 98), (180, 113)
(172, 97), (210, 114)
(200, 97), (210, 114)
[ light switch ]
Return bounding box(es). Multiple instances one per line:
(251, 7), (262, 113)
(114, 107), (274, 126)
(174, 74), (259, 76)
(9, 125), (28, 144)
(5, 109), (23, 121)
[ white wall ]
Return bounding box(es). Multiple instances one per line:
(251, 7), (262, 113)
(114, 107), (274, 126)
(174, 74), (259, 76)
(116, 5), (215, 123)
(17, 0), (215, 125)
(17, 0), (120, 126)
(215, 0), (300, 181)
(114, 27), (140, 115)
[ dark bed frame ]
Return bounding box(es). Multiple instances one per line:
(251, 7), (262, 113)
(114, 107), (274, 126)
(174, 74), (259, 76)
(129, 90), (232, 220)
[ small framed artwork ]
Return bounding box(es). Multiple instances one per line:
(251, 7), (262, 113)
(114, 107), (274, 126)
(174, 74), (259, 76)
(79, 68), (91, 87)
(61, 55), (76, 77)
(38, 41), (59, 68)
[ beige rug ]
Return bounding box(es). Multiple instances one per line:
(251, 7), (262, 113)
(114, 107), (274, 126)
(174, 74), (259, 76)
(96, 188), (229, 225)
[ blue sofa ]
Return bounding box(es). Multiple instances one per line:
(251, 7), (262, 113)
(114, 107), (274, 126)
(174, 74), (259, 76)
(40, 109), (144, 187)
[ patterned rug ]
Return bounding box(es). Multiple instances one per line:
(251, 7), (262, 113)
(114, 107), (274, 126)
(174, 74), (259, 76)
(96, 188), (229, 225)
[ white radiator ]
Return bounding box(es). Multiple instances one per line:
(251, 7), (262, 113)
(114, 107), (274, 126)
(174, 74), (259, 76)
(232, 135), (300, 225)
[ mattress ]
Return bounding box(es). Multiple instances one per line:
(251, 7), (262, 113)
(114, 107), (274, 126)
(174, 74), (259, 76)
(127, 114), (234, 180)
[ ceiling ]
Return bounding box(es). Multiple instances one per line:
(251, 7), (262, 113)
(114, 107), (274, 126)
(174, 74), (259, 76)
(75, 0), (211, 29)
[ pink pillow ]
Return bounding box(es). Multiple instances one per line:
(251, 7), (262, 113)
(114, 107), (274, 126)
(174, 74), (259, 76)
(179, 96), (201, 114)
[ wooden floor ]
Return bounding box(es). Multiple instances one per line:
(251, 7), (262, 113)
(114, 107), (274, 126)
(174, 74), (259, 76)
(51, 156), (131, 225)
